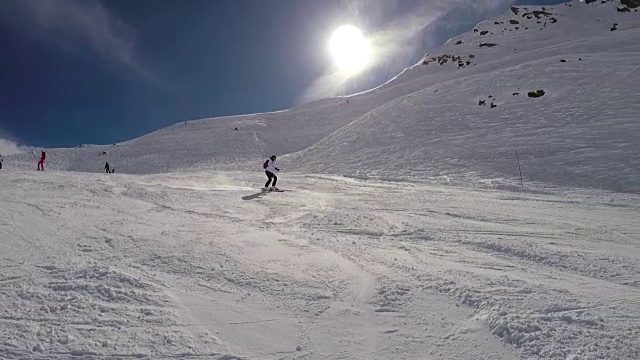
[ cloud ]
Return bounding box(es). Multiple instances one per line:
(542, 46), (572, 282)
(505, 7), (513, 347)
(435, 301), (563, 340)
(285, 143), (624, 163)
(300, 0), (516, 103)
(0, 0), (140, 72)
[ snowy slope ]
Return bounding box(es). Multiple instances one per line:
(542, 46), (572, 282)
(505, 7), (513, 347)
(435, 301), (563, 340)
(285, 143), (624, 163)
(288, 0), (640, 192)
(0, 170), (638, 359)
(1, 2), (640, 359)
(6, 0), (640, 193)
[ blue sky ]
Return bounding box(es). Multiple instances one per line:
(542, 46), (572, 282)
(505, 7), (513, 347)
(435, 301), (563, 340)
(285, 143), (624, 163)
(0, 0), (569, 147)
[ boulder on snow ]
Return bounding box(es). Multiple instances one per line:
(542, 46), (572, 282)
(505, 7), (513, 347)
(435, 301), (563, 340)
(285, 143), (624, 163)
(527, 90), (546, 98)
(621, 0), (640, 8)
(480, 30), (489, 36)
(455, 40), (463, 45)
(509, 20), (520, 25)
(479, 43), (497, 48)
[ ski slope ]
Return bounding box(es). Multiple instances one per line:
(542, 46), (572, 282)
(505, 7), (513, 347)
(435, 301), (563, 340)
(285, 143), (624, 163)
(0, 170), (638, 359)
(6, 0), (640, 193)
(1, 1), (640, 359)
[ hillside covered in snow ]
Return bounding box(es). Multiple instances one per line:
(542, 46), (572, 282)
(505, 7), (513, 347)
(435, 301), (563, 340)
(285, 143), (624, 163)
(6, 0), (640, 193)
(1, 1), (639, 360)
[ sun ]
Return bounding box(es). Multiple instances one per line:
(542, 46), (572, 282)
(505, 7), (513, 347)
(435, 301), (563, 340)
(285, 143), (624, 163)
(329, 25), (371, 74)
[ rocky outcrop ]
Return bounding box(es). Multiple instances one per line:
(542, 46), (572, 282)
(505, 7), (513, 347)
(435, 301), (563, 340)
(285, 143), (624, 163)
(527, 90), (546, 98)
(621, 0), (640, 8)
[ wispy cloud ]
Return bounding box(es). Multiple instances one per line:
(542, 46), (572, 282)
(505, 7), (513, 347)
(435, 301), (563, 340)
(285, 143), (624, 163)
(0, 0), (142, 73)
(300, 0), (516, 103)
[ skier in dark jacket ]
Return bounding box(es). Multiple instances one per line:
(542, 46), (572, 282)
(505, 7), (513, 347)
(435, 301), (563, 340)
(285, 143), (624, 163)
(262, 155), (280, 191)
(104, 162), (111, 174)
(37, 151), (46, 171)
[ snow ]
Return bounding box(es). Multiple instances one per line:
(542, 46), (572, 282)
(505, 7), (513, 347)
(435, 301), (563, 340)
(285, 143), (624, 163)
(1, 1), (639, 359)
(1, 171), (638, 359)
(6, 1), (639, 193)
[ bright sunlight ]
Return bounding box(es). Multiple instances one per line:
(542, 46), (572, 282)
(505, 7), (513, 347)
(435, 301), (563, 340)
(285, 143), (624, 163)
(329, 25), (371, 75)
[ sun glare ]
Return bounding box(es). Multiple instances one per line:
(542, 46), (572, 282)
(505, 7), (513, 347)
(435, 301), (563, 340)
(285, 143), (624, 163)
(329, 25), (371, 75)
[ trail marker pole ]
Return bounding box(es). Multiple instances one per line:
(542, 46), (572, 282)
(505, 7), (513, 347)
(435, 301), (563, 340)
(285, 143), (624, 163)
(516, 150), (524, 188)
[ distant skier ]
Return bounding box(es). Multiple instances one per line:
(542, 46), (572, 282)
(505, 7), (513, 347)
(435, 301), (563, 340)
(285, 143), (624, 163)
(104, 162), (111, 174)
(262, 155), (281, 191)
(37, 151), (46, 171)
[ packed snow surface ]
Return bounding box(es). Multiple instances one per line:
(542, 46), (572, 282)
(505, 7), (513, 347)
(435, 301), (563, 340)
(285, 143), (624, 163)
(1, 171), (638, 359)
(1, 1), (640, 359)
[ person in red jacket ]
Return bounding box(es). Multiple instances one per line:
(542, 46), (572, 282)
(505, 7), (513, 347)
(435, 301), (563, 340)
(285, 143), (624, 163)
(37, 151), (46, 171)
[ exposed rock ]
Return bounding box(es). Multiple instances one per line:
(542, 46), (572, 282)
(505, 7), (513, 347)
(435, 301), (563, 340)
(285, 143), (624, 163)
(509, 20), (520, 25)
(527, 90), (546, 98)
(625, 0), (640, 8)
(479, 100), (486, 106)
(479, 43), (497, 48)
(511, 6), (520, 15)
(513, 92), (520, 96)
(455, 40), (463, 45)
(480, 30), (490, 35)
(422, 54), (473, 68)
(560, 59), (567, 63)
(522, 10), (553, 19)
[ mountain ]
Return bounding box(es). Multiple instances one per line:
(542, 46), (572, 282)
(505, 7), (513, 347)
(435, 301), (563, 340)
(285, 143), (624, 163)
(7, 0), (640, 193)
(0, 3), (638, 359)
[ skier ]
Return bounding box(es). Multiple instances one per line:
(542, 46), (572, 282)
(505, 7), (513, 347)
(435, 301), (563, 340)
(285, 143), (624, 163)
(37, 151), (46, 171)
(104, 162), (111, 174)
(262, 155), (281, 191)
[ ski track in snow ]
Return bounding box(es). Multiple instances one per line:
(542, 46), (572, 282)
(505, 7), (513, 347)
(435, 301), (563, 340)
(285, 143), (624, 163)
(1, 170), (638, 359)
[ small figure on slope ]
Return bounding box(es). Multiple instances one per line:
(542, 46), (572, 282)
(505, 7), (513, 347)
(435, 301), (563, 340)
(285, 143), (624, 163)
(104, 161), (112, 174)
(37, 151), (46, 171)
(262, 155), (281, 191)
